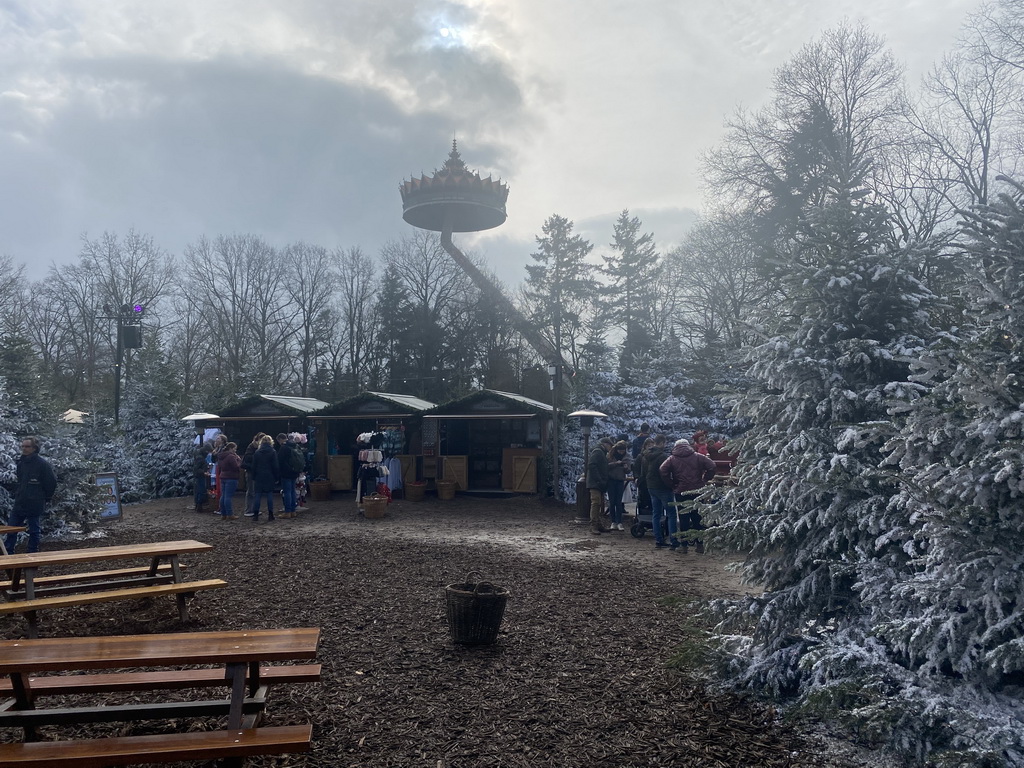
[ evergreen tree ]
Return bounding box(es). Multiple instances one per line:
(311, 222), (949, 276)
(524, 214), (597, 372)
(863, 177), (1024, 762)
(707, 101), (936, 707)
(601, 211), (661, 379)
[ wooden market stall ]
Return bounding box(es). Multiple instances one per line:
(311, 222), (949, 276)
(308, 392), (436, 491)
(193, 395), (329, 455)
(420, 389), (552, 494)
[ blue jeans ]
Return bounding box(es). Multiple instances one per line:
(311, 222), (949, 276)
(251, 492), (274, 518)
(194, 479), (208, 508)
(606, 478), (625, 525)
(280, 478), (296, 513)
(649, 488), (677, 545)
(4, 508), (41, 553)
(219, 478), (238, 516)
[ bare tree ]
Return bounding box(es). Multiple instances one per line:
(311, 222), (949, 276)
(282, 242), (336, 396)
(323, 246), (379, 399)
(182, 234), (292, 397)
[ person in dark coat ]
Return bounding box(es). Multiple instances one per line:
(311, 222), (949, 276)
(275, 433), (301, 518)
(249, 435), (279, 521)
(660, 438), (717, 553)
(606, 440), (631, 531)
(192, 445), (211, 513)
(3, 436), (57, 554)
(586, 436), (614, 535)
(241, 432), (267, 516)
(642, 435), (675, 549)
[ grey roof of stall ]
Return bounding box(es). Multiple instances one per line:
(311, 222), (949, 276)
(364, 392), (436, 411)
(257, 395), (330, 413)
(481, 389), (553, 412)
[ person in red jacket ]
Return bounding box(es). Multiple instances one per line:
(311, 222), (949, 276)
(660, 439), (717, 553)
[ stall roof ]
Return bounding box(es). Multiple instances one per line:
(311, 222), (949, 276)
(218, 395), (330, 418)
(313, 391), (437, 418)
(423, 389), (553, 419)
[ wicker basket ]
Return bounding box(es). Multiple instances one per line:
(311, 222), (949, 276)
(436, 480), (456, 500)
(362, 495), (388, 519)
(405, 482), (426, 502)
(309, 480), (332, 501)
(445, 571), (509, 645)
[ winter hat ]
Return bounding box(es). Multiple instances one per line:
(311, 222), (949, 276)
(674, 439), (690, 448)
(599, 437), (614, 447)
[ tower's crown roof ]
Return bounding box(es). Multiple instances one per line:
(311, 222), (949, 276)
(400, 141), (509, 232)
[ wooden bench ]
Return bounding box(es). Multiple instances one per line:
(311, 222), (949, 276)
(0, 663), (321, 696)
(0, 564), (184, 597)
(0, 725), (312, 766)
(0, 540), (221, 637)
(0, 628), (320, 767)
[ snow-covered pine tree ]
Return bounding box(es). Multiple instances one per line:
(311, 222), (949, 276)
(0, 375), (105, 537)
(117, 378), (194, 501)
(706, 117), (936, 701)
(861, 177), (1024, 764)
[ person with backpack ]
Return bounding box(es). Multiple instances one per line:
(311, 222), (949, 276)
(276, 432), (303, 518)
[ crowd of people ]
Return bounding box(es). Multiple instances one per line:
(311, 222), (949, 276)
(192, 432), (309, 522)
(585, 423), (733, 551)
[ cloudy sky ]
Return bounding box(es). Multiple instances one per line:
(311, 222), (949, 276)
(1, 0), (984, 288)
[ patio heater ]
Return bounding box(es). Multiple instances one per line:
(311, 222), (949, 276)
(567, 409), (606, 486)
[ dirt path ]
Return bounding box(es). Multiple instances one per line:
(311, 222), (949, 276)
(1, 492), (892, 767)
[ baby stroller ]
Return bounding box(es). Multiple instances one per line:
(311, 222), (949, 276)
(629, 480), (661, 538)
(630, 505), (655, 538)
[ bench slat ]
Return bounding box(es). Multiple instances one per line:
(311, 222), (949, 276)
(0, 725), (312, 767)
(0, 664), (321, 696)
(0, 579), (227, 615)
(0, 696), (266, 728)
(0, 564), (182, 591)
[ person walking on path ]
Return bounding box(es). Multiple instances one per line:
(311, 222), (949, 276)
(642, 435), (675, 549)
(216, 442), (242, 520)
(660, 438), (717, 553)
(586, 436), (614, 535)
(249, 435), (279, 521)
(606, 440), (631, 531)
(3, 436), (57, 554)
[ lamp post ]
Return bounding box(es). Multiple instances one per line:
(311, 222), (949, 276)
(548, 364), (560, 500)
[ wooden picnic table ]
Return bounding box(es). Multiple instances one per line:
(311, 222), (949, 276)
(0, 540), (226, 638)
(0, 627), (320, 766)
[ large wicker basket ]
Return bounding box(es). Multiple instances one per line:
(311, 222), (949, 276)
(445, 572), (509, 645)
(362, 495), (388, 519)
(436, 480), (456, 500)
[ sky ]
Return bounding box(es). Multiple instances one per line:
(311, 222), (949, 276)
(0, 0), (985, 290)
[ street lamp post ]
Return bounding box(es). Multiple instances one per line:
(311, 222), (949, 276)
(549, 364), (560, 500)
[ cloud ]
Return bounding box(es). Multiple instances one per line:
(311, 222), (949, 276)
(0, 1), (536, 276)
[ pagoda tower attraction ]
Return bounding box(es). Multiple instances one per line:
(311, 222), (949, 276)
(399, 142), (571, 376)
(401, 142), (572, 498)
(400, 141), (508, 233)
